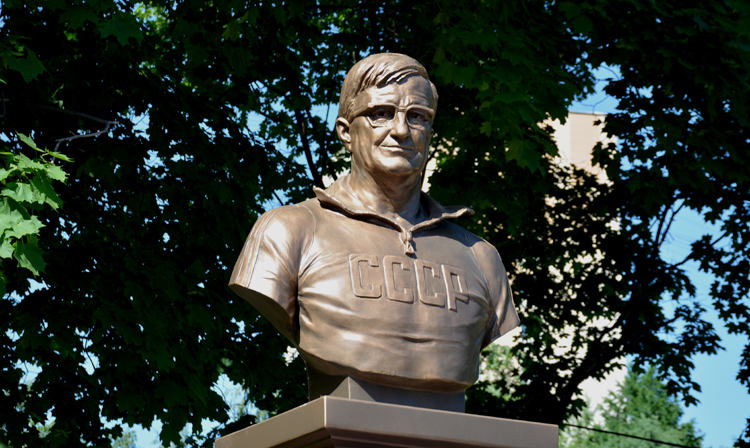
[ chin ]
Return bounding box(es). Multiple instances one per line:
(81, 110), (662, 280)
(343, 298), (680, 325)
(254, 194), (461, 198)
(375, 159), (424, 177)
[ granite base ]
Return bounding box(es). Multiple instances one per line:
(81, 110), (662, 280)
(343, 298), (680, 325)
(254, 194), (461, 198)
(215, 396), (558, 448)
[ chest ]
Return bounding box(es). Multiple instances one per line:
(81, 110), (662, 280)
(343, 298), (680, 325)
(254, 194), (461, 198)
(298, 211), (492, 318)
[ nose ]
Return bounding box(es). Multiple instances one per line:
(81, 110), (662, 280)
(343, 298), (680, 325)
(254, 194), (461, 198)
(390, 111), (409, 140)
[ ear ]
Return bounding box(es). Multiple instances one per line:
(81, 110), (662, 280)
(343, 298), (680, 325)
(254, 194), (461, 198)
(336, 117), (352, 152)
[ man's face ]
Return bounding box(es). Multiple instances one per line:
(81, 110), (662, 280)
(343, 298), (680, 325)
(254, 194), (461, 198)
(343, 74), (435, 179)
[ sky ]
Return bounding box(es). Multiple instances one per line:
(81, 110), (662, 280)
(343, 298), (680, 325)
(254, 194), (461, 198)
(569, 68), (750, 448)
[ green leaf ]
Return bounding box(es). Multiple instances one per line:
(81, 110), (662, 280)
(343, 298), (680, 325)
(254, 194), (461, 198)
(272, 7), (287, 26)
(30, 175), (63, 210)
(0, 197), (29, 224)
(506, 139), (542, 173)
(60, 5), (100, 29)
(13, 239), (46, 276)
(694, 14), (710, 32)
(559, 2), (582, 18)
(222, 20), (242, 41)
(4, 215), (44, 239)
(11, 150), (46, 171)
(480, 121), (493, 136)
(0, 168), (11, 182)
(2, 182), (40, 205)
(497, 90), (528, 104)
(7, 49), (47, 83)
(572, 16), (593, 35)
(0, 202), (18, 233)
(433, 46), (446, 64)
(46, 152), (72, 163)
(44, 164), (68, 181)
(100, 13), (144, 46)
(454, 64), (478, 87)
(18, 132), (42, 151)
(0, 238), (14, 258)
(0, 271), (6, 297)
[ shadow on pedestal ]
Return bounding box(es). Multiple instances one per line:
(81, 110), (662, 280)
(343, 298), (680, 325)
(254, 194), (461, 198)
(308, 370), (465, 413)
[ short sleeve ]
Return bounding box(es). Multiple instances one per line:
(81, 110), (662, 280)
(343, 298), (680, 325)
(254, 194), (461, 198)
(473, 241), (520, 348)
(229, 205), (313, 344)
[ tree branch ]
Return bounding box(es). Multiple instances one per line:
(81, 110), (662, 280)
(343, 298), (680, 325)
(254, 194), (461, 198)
(53, 121), (116, 152)
(252, 107), (282, 124)
(24, 102), (119, 151)
(553, 312), (626, 421)
(273, 191), (285, 207)
(656, 199), (685, 249)
(304, 108), (330, 184)
(28, 102), (115, 125)
(671, 229), (730, 268)
(293, 108), (324, 189)
(653, 200), (672, 250)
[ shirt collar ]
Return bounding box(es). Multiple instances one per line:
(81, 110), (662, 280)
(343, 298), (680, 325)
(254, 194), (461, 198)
(313, 175), (474, 255)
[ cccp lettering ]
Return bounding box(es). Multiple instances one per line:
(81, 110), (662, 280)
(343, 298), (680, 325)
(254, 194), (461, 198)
(350, 254), (469, 310)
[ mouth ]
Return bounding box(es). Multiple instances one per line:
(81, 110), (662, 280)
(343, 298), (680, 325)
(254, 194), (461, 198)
(380, 145), (416, 153)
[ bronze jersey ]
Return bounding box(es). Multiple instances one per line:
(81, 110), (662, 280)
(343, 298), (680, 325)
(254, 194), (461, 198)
(229, 176), (519, 393)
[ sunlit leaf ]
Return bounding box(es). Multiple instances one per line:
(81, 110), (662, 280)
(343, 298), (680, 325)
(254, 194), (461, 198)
(13, 239), (46, 276)
(3, 215), (43, 239)
(1, 182), (40, 205)
(0, 238), (14, 258)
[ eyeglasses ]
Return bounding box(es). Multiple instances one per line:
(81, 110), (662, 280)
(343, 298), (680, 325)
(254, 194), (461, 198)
(351, 103), (434, 131)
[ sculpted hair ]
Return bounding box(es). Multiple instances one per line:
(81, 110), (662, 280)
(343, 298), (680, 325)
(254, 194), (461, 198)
(338, 53), (439, 122)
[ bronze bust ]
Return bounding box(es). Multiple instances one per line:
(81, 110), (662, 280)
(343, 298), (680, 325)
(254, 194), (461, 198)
(229, 53), (519, 412)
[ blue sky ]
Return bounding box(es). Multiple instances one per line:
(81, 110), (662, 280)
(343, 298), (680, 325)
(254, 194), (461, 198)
(659, 211), (750, 448)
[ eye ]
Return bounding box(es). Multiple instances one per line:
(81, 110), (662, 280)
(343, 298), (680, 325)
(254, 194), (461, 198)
(371, 109), (394, 120)
(407, 111), (428, 122)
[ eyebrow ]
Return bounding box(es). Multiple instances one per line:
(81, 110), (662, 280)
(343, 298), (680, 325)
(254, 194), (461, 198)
(367, 102), (433, 109)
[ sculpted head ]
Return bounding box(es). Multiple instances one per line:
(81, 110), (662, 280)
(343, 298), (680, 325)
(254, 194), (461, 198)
(338, 53), (439, 122)
(336, 54), (439, 178)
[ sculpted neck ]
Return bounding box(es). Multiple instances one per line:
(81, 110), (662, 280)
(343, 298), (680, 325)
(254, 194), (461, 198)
(348, 165), (425, 227)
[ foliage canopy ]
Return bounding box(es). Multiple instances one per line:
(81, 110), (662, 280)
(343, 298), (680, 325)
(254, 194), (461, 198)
(1, 0), (750, 446)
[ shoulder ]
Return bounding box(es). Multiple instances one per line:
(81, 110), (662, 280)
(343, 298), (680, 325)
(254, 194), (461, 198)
(441, 221), (507, 279)
(253, 200), (319, 236)
(441, 222), (501, 256)
(259, 200), (318, 222)
(232, 200), (320, 286)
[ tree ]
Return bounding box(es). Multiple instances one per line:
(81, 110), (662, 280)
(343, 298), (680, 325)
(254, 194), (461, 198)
(562, 365), (704, 448)
(1, 0), (749, 447)
(110, 429), (137, 448)
(0, 133), (70, 294)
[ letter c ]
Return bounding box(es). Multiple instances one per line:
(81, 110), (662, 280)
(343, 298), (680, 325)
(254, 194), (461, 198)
(383, 255), (414, 303)
(349, 254), (382, 298)
(415, 259), (446, 307)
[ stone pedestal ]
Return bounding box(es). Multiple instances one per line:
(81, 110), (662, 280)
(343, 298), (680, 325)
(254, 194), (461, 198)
(215, 396), (558, 448)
